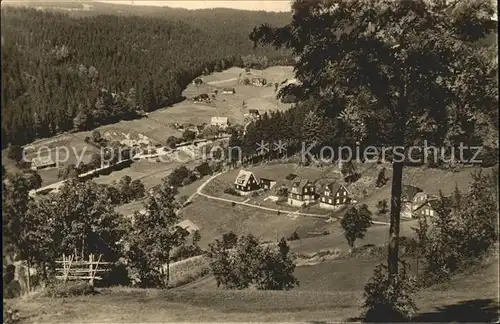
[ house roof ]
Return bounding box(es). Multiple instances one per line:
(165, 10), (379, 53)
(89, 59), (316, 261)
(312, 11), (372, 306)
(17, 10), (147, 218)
(222, 87), (235, 92)
(290, 178), (311, 192)
(31, 156), (55, 167)
(324, 182), (343, 194)
(234, 169), (258, 186)
(402, 185), (423, 201)
(285, 173), (298, 181)
(176, 219), (200, 234)
(211, 117), (228, 125)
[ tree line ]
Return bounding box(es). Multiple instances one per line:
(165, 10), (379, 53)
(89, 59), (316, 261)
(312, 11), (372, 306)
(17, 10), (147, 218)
(1, 7), (292, 147)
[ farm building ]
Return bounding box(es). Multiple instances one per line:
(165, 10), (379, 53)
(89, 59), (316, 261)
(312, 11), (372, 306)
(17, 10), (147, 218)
(414, 195), (453, 219)
(251, 77), (267, 86)
(30, 156), (56, 170)
(222, 88), (236, 94)
(401, 185), (423, 218)
(176, 219), (200, 235)
(288, 177), (316, 207)
(319, 182), (350, 210)
(259, 177), (277, 190)
(193, 93), (211, 103)
(248, 109), (260, 116)
(234, 170), (260, 194)
(211, 117), (229, 129)
(233, 169), (277, 193)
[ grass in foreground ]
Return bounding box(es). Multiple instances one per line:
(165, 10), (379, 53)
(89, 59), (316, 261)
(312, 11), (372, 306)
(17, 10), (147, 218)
(9, 252), (497, 323)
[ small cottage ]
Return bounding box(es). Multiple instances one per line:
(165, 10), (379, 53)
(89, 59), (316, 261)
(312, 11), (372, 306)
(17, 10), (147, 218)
(176, 219), (200, 235)
(222, 88), (236, 95)
(414, 195), (452, 219)
(234, 170), (260, 194)
(30, 156), (56, 171)
(248, 109), (260, 116)
(193, 93), (210, 103)
(251, 77), (267, 87)
(210, 117), (229, 129)
(259, 177), (276, 190)
(288, 177), (316, 207)
(319, 182), (350, 210)
(401, 185), (423, 218)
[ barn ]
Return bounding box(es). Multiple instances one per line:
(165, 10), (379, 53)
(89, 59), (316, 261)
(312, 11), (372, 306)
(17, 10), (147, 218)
(30, 156), (56, 170)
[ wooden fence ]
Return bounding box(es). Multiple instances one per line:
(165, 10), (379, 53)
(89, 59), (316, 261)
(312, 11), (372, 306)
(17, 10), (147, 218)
(55, 254), (112, 285)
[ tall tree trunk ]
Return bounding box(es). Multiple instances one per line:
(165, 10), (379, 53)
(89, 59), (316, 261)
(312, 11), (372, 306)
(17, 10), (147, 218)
(160, 265), (165, 288)
(388, 160), (403, 279)
(166, 255), (170, 289)
(26, 258), (31, 295)
(387, 114), (405, 281)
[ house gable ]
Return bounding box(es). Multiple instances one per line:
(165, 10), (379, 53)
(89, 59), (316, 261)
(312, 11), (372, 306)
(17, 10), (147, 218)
(320, 182), (349, 206)
(234, 170), (260, 191)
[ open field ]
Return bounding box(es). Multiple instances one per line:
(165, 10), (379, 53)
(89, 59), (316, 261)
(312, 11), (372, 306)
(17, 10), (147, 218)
(2, 133), (101, 186)
(2, 66), (294, 188)
(113, 174), (212, 217)
(202, 161), (488, 219)
(177, 196), (332, 248)
(9, 251), (498, 322)
(71, 66), (294, 145)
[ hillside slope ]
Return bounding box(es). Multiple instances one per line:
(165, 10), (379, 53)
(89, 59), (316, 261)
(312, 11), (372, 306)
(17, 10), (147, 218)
(10, 250), (498, 322)
(0, 5), (291, 147)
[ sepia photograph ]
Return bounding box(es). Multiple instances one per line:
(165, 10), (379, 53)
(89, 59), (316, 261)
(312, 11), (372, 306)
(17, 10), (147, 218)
(1, 0), (498, 322)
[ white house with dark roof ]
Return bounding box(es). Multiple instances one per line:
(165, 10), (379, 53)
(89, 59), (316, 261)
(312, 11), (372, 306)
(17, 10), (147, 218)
(287, 177), (316, 207)
(234, 170), (260, 194)
(319, 182), (350, 210)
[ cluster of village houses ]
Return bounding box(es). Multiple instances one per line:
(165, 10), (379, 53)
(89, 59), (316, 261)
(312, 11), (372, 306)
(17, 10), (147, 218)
(233, 169), (446, 218)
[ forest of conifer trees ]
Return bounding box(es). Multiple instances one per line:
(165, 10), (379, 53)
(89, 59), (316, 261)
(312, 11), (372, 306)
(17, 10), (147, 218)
(1, 7), (292, 147)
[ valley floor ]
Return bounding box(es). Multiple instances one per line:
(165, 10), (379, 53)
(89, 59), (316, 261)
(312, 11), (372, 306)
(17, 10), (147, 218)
(10, 253), (498, 323)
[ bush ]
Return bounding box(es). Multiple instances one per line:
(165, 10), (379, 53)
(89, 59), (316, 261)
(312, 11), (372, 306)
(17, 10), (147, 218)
(3, 302), (20, 324)
(377, 199), (389, 215)
(178, 195), (189, 205)
(224, 187), (240, 196)
(362, 261), (418, 322)
(43, 280), (96, 298)
(208, 235), (298, 290)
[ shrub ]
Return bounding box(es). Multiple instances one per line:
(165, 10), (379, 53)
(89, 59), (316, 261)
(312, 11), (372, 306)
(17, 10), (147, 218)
(277, 187), (288, 197)
(3, 302), (20, 324)
(178, 195), (189, 205)
(376, 167), (388, 187)
(362, 261), (418, 322)
(208, 235), (298, 290)
(231, 202), (236, 207)
(288, 231), (300, 241)
(377, 199), (389, 215)
(224, 187), (240, 196)
(417, 174), (497, 286)
(43, 280), (96, 298)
